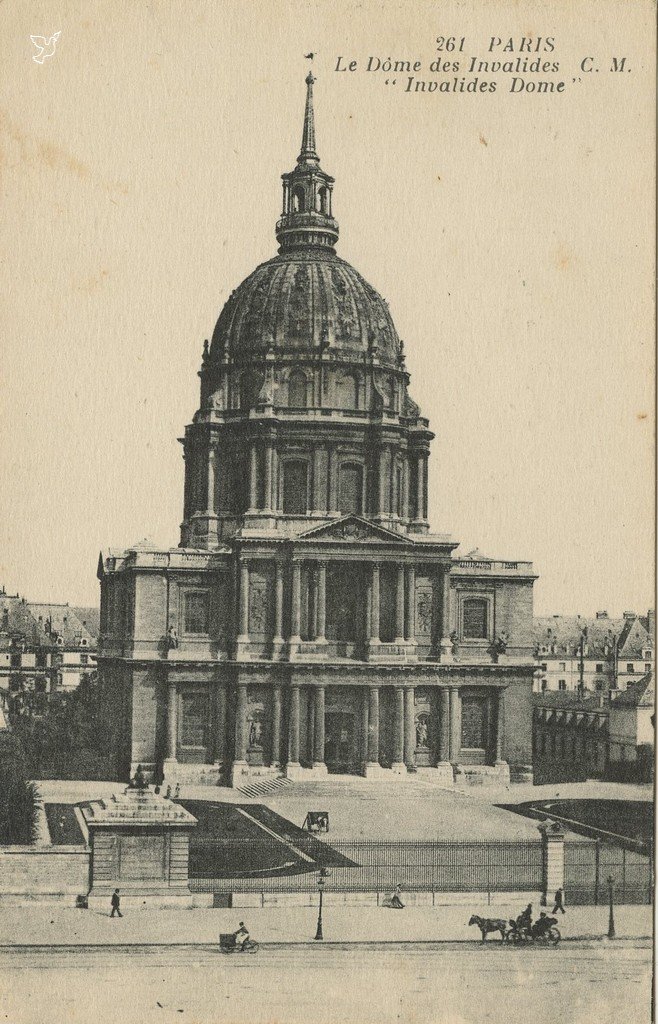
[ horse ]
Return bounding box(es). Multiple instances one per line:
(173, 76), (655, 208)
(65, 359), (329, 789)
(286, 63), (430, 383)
(468, 914), (509, 942)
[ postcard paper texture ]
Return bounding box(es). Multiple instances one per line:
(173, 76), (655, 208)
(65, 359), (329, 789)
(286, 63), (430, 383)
(0, 1), (654, 1023)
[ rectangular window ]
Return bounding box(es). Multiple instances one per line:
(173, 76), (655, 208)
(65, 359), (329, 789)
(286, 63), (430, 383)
(183, 592), (210, 634)
(646, 663), (652, 673)
(558, 680), (566, 691)
(35, 650), (47, 668)
(10, 653), (21, 668)
(626, 663), (635, 674)
(179, 692), (209, 747)
(596, 663), (604, 672)
(80, 654), (89, 665)
(559, 662), (566, 671)
(462, 599), (488, 639)
(540, 663), (548, 671)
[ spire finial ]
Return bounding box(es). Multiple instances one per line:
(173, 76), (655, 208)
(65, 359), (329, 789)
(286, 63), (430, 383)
(299, 71), (318, 163)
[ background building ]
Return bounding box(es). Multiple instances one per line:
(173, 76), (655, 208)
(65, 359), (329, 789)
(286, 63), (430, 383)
(533, 673), (654, 785)
(0, 588), (98, 701)
(98, 74), (537, 788)
(533, 610), (654, 694)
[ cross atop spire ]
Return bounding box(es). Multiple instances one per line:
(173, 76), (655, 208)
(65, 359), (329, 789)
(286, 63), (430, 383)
(299, 71), (318, 163)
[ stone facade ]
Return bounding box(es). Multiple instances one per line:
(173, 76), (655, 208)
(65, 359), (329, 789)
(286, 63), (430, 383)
(97, 74), (537, 787)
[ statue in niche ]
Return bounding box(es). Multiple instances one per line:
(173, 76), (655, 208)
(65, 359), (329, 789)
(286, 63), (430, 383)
(415, 714), (429, 749)
(249, 719), (263, 748)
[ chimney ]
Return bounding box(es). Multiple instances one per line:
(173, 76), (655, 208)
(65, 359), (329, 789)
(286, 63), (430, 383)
(596, 611), (608, 619)
(623, 611), (636, 620)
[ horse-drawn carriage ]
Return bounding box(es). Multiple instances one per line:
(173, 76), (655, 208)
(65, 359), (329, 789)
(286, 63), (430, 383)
(468, 914), (561, 946)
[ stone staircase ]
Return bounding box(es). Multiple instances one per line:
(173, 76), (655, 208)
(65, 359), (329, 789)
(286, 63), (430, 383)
(236, 776), (293, 799)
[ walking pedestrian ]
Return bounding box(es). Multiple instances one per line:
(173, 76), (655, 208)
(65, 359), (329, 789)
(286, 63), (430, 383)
(110, 888), (123, 918)
(552, 887), (566, 914)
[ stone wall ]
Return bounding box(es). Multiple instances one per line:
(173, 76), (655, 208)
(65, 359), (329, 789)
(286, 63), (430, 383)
(0, 846), (90, 899)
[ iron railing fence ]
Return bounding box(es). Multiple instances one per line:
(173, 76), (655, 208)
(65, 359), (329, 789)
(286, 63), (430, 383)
(564, 841), (653, 905)
(189, 838), (543, 894)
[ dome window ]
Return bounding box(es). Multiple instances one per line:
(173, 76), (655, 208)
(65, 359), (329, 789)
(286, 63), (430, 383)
(316, 186), (328, 214)
(292, 186), (305, 213)
(287, 370), (308, 408)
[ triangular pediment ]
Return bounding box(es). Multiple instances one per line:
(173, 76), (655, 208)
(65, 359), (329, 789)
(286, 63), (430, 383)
(296, 515), (413, 545)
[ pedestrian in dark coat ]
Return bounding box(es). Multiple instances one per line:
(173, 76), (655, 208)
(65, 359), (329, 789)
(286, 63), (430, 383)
(552, 887), (566, 914)
(110, 888), (123, 917)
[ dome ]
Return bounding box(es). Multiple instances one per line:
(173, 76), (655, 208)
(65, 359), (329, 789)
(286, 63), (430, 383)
(209, 248), (402, 367)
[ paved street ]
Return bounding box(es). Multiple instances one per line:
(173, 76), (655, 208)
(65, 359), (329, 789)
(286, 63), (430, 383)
(0, 940), (651, 1024)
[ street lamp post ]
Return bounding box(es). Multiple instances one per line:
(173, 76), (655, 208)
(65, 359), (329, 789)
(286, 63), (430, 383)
(315, 867), (330, 941)
(607, 874), (616, 939)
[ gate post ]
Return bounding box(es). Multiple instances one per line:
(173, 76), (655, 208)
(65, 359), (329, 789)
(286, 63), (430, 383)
(538, 820), (566, 907)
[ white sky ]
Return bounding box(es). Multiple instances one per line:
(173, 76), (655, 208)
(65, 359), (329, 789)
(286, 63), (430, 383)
(0, 0), (654, 616)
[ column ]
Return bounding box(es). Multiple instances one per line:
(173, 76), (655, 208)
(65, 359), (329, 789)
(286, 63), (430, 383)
(438, 688), (450, 763)
(313, 448), (324, 511)
(290, 561), (302, 644)
(249, 444), (258, 510)
(405, 566), (416, 644)
(422, 454), (429, 520)
(392, 687), (405, 771)
(378, 447), (389, 515)
(367, 687), (380, 764)
(207, 447), (216, 513)
(313, 687), (326, 768)
(166, 676), (177, 762)
(404, 687), (416, 768)
(213, 682), (227, 766)
(273, 561), (284, 644)
(264, 444), (273, 511)
(449, 686), (461, 762)
(395, 565), (405, 644)
(288, 685), (300, 765)
(402, 458), (410, 520)
(237, 559), (250, 643)
(496, 688), (506, 763)
(369, 563), (380, 645)
(272, 448), (280, 510)
(361, 690), (369, 766)
(440, 569), (453, 660)
(235, 683), (248, 762)
(310, 570), (319, 640)
(270, 686), (282, 767)
(327, 449), (337, 511)
(415, 455), (425, 521)
(316, 562), (327, 642)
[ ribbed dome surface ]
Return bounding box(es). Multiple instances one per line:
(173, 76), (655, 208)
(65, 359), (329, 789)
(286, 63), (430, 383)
(210, 248), (401, 367)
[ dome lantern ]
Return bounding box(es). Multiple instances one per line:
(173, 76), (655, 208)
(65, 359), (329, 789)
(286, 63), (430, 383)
(276, 73), (339, 253)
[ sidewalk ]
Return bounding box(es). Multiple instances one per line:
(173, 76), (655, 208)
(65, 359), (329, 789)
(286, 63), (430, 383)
(0, 903), (651, 947)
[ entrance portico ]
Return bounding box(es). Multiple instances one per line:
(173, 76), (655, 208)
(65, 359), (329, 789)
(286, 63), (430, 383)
(163, 671), (512, 787)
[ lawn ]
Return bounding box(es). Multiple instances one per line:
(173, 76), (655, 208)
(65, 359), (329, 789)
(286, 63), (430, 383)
(498, 799), (653, 850)
(182, 801), (356, 879)
(44, 803), (84, 845)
